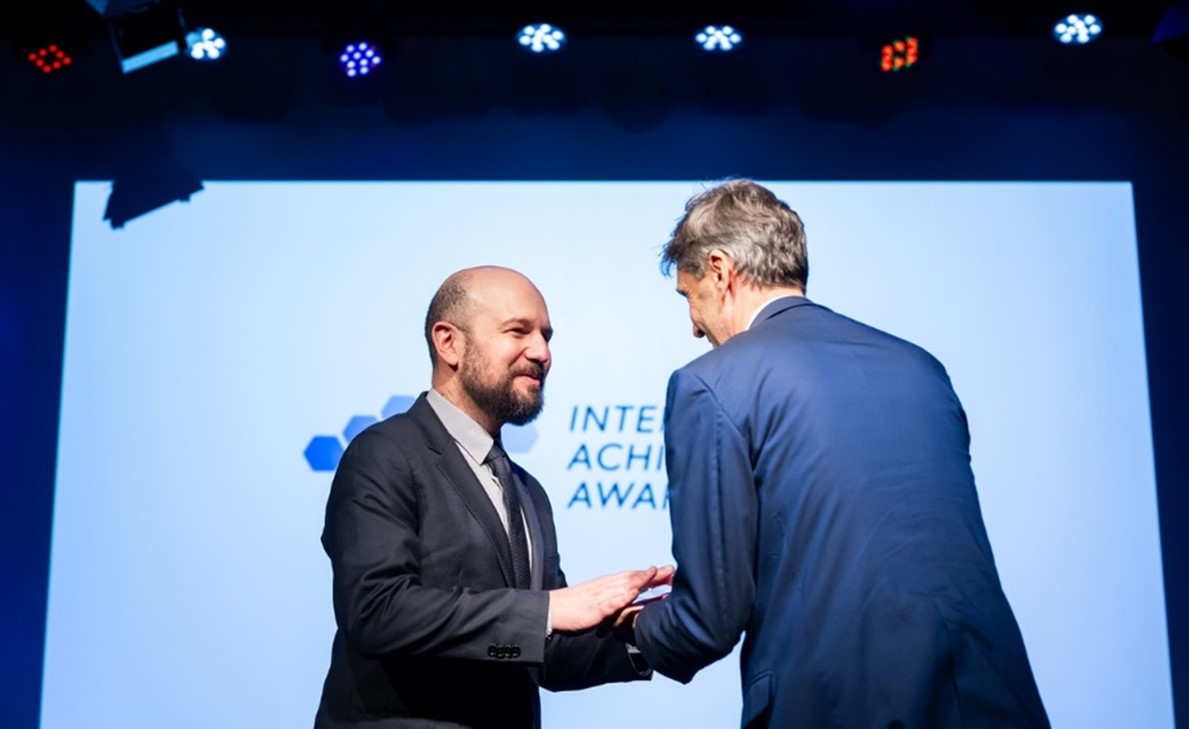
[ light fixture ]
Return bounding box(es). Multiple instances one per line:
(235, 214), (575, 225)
(1054, 14), (1103, 44)
(185, 27), (226, 61)
(12, 2), (92, 76)
(880, 36), (920, 72)
(696, 25), (742, 52)
(103, 159), (203, 229)
(26, 44), (73, 74)
(101, 0), (185, 73)
(338, 41), (382, 77)
(518, 23), (566, 53)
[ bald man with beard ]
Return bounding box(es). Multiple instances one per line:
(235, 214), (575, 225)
(315, 266), (672, 729)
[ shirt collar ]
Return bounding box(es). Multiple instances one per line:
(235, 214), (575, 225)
(746, 294), (803, 331)
(426, 388), (496, 463)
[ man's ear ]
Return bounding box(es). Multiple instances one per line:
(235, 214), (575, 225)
(705, 250), (737, 296)
(432, 322), (463, 368)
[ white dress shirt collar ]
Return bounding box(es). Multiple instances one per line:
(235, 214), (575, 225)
(746, 294), (802, 331)
(425, 388), (495, 464)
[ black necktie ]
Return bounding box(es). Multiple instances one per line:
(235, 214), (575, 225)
(485, 440), (531, 590)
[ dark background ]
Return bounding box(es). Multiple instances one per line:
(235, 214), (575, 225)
(3, 1), (1186, 726)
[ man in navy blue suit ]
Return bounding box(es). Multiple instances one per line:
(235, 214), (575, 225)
(628, 180), (1050, 728)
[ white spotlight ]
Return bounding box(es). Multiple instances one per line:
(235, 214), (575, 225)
(185, 27), (226, 61)
(518, 23), (566, 53)
(1054, 14), (1103, 44)
(696, 25), (742, 52)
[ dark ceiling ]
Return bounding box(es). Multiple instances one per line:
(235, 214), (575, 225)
(3, 0), (1179, 43)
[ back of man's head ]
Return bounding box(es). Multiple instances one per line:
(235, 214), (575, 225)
(661, 178), (809, 291)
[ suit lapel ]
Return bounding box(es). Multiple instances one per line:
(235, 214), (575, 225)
(408, 395), (517, 588)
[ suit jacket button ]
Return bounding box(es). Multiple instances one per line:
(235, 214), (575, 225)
(488, 646), (497, 657)
(511, 646), (521, 658)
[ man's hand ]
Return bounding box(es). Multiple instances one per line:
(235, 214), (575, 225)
(595, 603), (643, 641)
(549, 564), (675, 633)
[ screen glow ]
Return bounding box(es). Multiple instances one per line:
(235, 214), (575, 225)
(42, 181), (1171, 728)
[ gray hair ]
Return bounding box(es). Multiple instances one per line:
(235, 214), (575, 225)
(661, 179), (808, 290)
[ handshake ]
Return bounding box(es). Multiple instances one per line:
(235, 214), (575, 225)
(548, 564), (675, 637)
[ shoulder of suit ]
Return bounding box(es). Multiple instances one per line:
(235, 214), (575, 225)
(676, 302), (948, 383)
(370, 408), (422, 435)
(674, 300), (849, 369)
(339, 410), (426, 460)
(679, 303), (814, 373)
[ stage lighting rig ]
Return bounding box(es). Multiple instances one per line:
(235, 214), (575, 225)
(185, 27), (226, 61)
(696, 25), (743, 52)
(85, 0), (185, 73)
(518, 23), (567, 53)
(9, 2), (96, 76)
(880, 36), (920, 72)
(1053, 14), (1103, 44)
(25, 44), (74, 74)
(338, 41), (382, 77)
(103, 158), (203, 229)
(318, 1), (391, 109)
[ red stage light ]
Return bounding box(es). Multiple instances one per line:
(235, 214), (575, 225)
(27, 43), (73, 74)
(880, 36), (919, 73)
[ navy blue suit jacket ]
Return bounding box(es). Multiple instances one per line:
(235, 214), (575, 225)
(635, 297), (1049, 728)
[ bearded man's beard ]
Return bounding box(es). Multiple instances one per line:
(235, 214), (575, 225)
(460, 357), (545, 426)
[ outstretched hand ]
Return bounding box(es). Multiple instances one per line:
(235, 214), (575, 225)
(597, 567), (676, 639)
(549, 564), (675, 633)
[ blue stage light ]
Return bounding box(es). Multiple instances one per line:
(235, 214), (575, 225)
(339, 41), (382, 77)
(185, 27), (226, 61)
(696, 25), (742, 52)
(518, 23), (566, 53)
(1054, 14), (1102, 44)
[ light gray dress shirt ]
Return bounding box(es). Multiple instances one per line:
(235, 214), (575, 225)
(425, 388), (534, 565)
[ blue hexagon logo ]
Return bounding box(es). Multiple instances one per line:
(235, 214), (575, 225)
(343, 414), (378, 443)
(502, 423), (539, 453)
(381, 395), (416, 419)
(304, 435), (344, 472)
(308, 393), (539, 474)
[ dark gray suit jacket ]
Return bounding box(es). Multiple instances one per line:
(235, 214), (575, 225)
(315, 394), (646, 728)
(635, 297), (1049, 728)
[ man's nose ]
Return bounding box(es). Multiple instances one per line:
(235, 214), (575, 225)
(526, 333), (551, 365)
